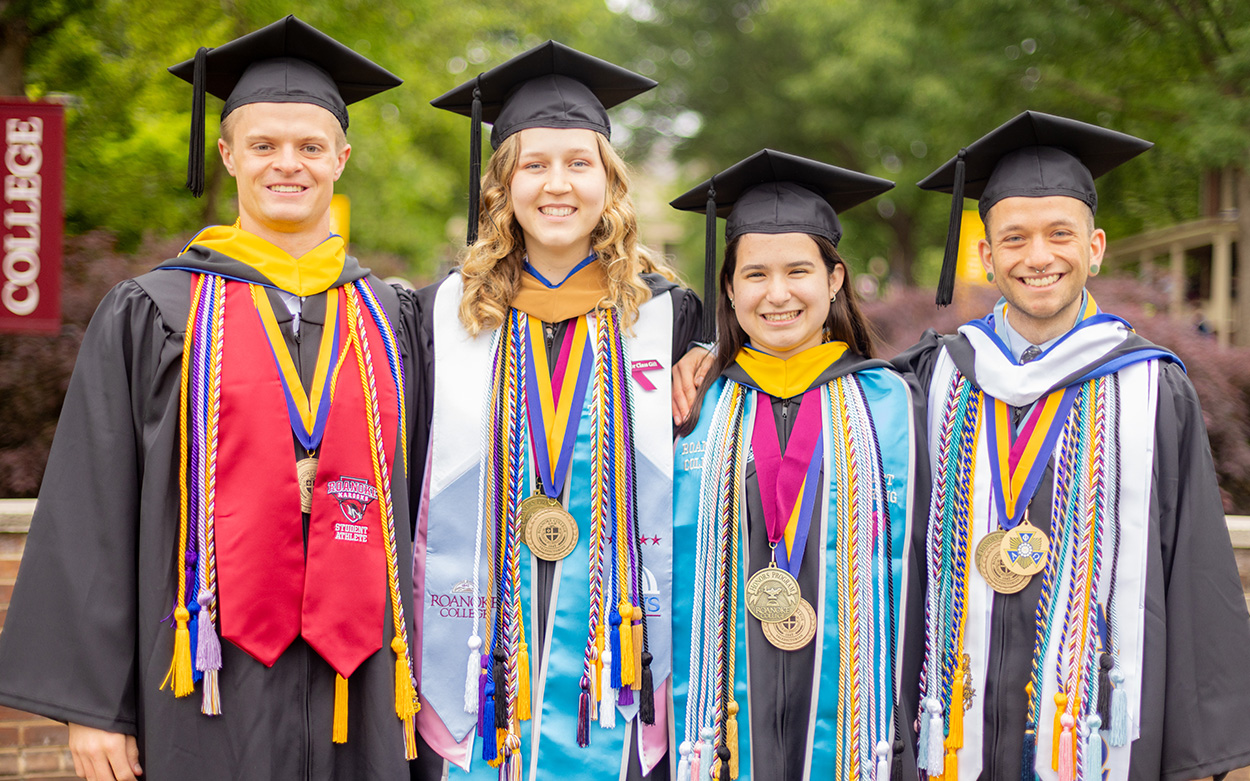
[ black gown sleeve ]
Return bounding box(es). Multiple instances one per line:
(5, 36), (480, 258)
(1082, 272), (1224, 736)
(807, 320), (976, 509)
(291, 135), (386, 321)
(889, 328), (944, 391)
(395, 280), (439, 539)
(896, 369), (929, 781)
(668, 285), (704, 365)
(1151, 363), (1250, 781)
(0, 280), (166, 732)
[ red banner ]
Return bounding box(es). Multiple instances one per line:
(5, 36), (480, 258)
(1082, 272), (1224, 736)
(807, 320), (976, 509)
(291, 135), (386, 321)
(0, 100), (64, 334)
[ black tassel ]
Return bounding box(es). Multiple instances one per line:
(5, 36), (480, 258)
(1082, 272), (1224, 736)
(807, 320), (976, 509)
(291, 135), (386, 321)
(892, 738), (904, 781)
(186, 46), (209, 198)
(1097, 652), (1114, 724)
(492, 652), (507, 728)
(702, 180), (717, 342)
(935, 148), (967, 306)
(467, 78), (482, 246)
(639, 651), (655, 724)
(716, 745), (730, 781)
(1020, 725), (1037, 781)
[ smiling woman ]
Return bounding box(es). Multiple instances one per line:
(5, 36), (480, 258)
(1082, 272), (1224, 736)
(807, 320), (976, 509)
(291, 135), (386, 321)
(409, 40), (703, 781)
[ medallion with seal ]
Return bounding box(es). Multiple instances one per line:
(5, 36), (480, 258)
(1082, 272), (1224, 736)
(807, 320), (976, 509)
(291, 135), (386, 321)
(762, 597), (817, 650)
(296, 457), (318, 514)
(745, 565), (801, 623)
(523, 498), (579, 561)
(975, 531), (1029, 594)
(1000, 519), (1050, 577)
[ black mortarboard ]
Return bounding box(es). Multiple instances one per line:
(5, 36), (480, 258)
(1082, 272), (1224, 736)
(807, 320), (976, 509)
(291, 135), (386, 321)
(919, 111), (1152, 305)
(430, 41), (656, 244)
(670, 149), (894, 341)
(169, 15), (402, 198)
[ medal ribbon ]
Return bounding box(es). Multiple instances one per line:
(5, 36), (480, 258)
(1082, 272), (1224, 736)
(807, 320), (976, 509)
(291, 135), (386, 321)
(750, 390), (823, 577)
(524, 315), (592, 497)
(250, 286), (342, 452)
(985, 385), (1080, 530)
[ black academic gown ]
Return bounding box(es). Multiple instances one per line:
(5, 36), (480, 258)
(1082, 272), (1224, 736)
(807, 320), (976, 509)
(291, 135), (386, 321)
(406, 272), (702, 781)
(893, 328), (1250, 781)
(717, 354), (927, 781)
(0, 246), (421, 781)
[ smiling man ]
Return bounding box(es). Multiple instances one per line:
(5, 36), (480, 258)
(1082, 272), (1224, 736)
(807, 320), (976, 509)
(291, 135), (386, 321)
(0, 17), (422, 781)
(895, 112), (1250, 781)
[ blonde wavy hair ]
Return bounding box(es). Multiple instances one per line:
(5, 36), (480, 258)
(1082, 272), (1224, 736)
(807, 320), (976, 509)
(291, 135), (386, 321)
(457, 131), (681, 336)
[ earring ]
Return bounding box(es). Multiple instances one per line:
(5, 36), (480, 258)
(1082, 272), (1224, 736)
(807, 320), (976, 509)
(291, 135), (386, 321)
(986, 271), (995, 282)
(830, 291), (837, 303)
(729, 299), (735, 310)
(1089, 263), (1100, 275)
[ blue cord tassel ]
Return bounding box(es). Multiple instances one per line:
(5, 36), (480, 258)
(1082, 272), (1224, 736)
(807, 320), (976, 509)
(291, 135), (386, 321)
(1020, 725), (1037, 781)
(1109, 668), (1128, 747)
(1084, 716), (1103, 780)
(609, 610), (622, 690)
(917, 700), (931, 772)
(481, 681), (497, 762)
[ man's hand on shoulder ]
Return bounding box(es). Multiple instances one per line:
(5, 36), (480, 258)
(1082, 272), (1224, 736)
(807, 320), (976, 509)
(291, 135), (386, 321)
(69, 723), (142, 781)
(672, 346), (713, 425)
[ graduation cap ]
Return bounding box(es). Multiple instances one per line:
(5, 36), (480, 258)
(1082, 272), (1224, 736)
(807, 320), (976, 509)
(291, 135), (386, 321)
(430, 41), (656, 244)
(919, 110), (1152, 305)
(169, 15), (402, 198)
(670, 149), (894, 341)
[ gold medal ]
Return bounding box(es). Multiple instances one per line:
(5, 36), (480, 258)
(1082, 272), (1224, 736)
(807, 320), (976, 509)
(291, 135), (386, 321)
(745, 564), (801, 623)
(761, 597), (817, 650)
(975, 531), (1029, 594)
(521, 496), (579, 561)
(296, 457), (318, 514)
(1000, 519), (1050, 577)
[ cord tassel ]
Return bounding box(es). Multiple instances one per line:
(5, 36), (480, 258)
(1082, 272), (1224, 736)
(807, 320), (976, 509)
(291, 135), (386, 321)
(1057, 715), (1075, 781)
(1084, 716), (1103, 781)
(727, 701), (740, 779)
(333, 673), (349, 743)
(195, 591), (222, 716)
(1020, 726), (1037, 781)
(1096, 653), (1113, 724)
(493, 653), (507, 729)
(948, 673), (965, 750)
(917, 699), (931, 772)
(599, 648), (616, 729)
(1108, 668), (1128, 747)
(577, 675), (591, 747)
(481, 681), (498, 762)
(618, 602), (635, 686)
(677, 742), (692, 781)
(464, 635), (482, 713)
(171, 605), (195, 697)
(944, 748), (958, 781)
(476, 655), (488, 737)
(1051, 693), (1068, 771)
(935, 148), (967, 305)
(632, 608), (643, 688)
(610, 610), (623, 690)
(639, 651), (655, 724)
(875, 740), (891, 781)
(393, 638), (418, 721)
(926, 699), (944, 773)
(517, 641), (532, 721)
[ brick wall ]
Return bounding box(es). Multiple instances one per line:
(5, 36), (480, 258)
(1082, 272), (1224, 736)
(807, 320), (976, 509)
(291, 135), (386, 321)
(0, 518), (76, 780)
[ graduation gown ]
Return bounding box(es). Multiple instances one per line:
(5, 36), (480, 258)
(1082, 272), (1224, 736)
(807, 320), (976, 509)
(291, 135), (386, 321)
(893, 321), (1250, 781)
(408, 267), (702, 781)
(672, 346), (928, 781)
(0, 236), (421, 780)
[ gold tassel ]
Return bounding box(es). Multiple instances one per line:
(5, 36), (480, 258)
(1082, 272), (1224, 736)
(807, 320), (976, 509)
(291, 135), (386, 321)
(948, 673), (965, 750)
(488, 728), (506, 768)
(1052, 692), (1068, 772)
(631, 607), (643, 690)
(727, 700), (740, 779)
(391, 637), (418, 721)
(333, 674), (349, 743)
(943, 748), (958, 781)
(172, 606), (195, 697)
(618, 601), (635, 686)
(518, 641), (532, 721)
(403, 714), (418, 760)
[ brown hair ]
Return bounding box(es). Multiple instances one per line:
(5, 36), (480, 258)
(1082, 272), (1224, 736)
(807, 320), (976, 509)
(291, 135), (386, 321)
(677, 233), (877, 436)
(456, 132), (680, 336)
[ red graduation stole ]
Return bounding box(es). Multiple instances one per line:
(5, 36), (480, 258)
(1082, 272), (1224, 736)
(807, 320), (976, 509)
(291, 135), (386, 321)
(214, 280), (396, 678)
